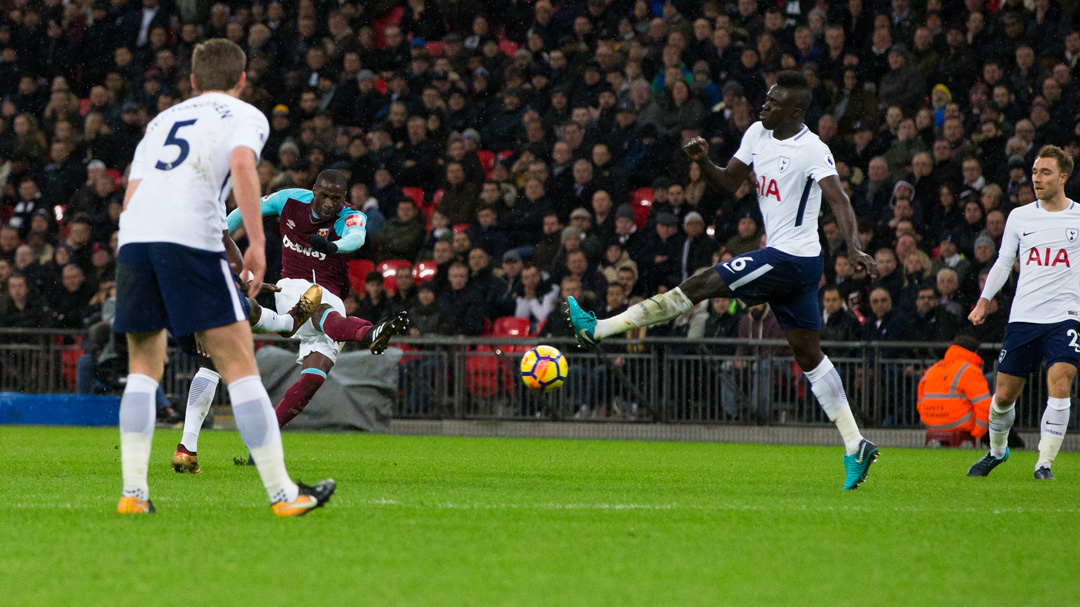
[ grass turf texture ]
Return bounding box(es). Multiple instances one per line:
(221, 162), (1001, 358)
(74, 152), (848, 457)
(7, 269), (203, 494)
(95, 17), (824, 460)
(4, 427), (1079, 606)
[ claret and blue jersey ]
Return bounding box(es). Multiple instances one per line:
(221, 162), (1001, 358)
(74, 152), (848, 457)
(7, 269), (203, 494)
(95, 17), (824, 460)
(227, 188), (367, 299)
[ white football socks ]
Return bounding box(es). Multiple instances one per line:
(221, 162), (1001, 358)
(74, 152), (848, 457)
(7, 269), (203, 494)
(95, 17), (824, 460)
(988, 397), (1016, 458)
(805, 357), (863, 455)
(1037, 397), (1070, 470)
(593, 287), (694, 340)
(228, 375), (299, 504)
(180, 367), (220, 453)
(252, 307), (295, 334)
(120, 373), (158, 501)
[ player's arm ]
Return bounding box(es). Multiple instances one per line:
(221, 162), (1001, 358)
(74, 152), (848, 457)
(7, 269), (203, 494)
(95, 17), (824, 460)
(122, 138), (146, 211)
(820, 175), (876, 277)
(225, 189), (293, 235)
(683, 137), (753, 193)
(230, 146), (265, 298)
(309, 212), (367, 255)
(970, 219), (1020, 325)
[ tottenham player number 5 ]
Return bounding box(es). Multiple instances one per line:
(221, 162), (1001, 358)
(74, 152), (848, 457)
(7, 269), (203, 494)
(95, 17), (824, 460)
(155, 119), (198, 171)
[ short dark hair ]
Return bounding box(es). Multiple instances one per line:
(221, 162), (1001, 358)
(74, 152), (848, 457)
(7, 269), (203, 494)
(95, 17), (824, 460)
(822, 285), (841, 296)
(316, 169), (347, 189)
(952, 334), (980, 352)
(775, 70), (811, 110)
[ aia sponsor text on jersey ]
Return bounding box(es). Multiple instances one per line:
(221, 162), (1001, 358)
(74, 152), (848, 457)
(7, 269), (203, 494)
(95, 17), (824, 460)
(757, 175), (781, 201)
(1025, 247), (1071, 267)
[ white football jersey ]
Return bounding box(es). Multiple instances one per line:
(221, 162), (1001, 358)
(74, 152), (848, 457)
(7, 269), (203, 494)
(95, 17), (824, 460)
(732, 121), (838, 257)
(119, 92), (269, 252)
(986, 200), (1080, 324)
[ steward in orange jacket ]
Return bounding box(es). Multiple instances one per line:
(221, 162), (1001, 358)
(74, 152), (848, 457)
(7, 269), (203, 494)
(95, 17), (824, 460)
(917, 336), (991, 439)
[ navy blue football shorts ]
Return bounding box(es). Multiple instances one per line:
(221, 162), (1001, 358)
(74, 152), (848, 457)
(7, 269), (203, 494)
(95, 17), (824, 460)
(996, 319), (1080, 377)
(114, 242), (250, 338)
(713, 247), (824, 331)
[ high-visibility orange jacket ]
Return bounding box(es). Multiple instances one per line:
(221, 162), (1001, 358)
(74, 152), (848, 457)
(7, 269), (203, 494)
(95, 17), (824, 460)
(917, 345), (991, 439)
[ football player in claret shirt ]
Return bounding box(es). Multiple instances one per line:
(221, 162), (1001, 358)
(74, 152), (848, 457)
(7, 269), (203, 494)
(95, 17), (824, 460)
(567, 72), (882, 490)
(968, 145), (1080, 480)
(172, 169), (408, 473)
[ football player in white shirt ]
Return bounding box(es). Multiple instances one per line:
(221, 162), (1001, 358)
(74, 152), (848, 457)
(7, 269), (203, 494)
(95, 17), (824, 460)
(968, 145), (1080, 480)
(113, 39), (335, 516)
(568, 72), (881, 490)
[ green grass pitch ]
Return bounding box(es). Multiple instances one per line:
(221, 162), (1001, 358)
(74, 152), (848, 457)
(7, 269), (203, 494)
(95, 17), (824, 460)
(4, 426), (1079, 606)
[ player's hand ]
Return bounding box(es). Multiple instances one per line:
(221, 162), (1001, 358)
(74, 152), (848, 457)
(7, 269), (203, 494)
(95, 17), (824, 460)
(308, 234), (339, 255)
(683, 137), (709, 161)
(260, 282), (281, 293)
(852, 250), (877, 277)
(968, 299), (987, 326)
(243, 247), (265, 299)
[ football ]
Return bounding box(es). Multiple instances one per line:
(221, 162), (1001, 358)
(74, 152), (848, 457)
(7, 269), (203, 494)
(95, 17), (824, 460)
(519, 345), (568, 392)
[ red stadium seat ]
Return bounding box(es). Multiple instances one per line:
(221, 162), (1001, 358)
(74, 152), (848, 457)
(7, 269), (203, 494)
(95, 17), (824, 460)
(452, 223), (470, 233)
(107, 169), (124, 190)
(498, 40), (519, 56)
(79, 98), (90, 116)
(631, 187), (653, 207)
(372, 6), (403, 48)
(420, 203), (436, 230)
(925, 430), (976, 448)
(431, 189), (444, 205)
(414, 259), (438, 283)
(477, 150), (495, 177)
(631, 187), (654, 229)
(496, 150), (514, 164)
(348, 259), (375, 294)
(374, 78), (388, 95)
(491, 316), (530, 337)
(401, 187), (425, 207)
(377, 259), (413, 294)
(425, 41), (444, 56)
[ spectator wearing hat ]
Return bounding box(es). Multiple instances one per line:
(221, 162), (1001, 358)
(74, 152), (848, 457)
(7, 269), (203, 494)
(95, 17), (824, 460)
(566, 207), (604, 261)
(724, 212), (762, 258)
(879, 45), (925, 113)
(930, 230), (972, 282)
(625, 123), (671, 188)
(691, 61), (722, 108)
(606, 101), (642, 162)
(1003, 154), (1031, 203)
(612, 204), (642, 253)
(636, 212), (684, 292)
(844, 119), (884, 175)
(680, 212), (717, 281)
(960, 233), (998, 304)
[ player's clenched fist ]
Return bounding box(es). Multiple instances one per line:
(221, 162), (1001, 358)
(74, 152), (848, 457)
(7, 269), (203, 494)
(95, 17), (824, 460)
(308, 234), (338, 255)
(968, 299), (987, 325)
(683, 137), (709, 161)
(851, 250), (877, 277)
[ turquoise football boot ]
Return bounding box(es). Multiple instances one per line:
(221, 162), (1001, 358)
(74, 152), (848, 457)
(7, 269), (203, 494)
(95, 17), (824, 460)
(842, 439), (879, 490)
(565, 296), (598, 348)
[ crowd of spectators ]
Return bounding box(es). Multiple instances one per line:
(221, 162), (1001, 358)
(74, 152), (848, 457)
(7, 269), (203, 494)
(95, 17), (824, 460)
(0, 0), (1079, 357)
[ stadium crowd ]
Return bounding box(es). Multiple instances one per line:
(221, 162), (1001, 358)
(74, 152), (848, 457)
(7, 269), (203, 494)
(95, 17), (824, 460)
(0, 0), (1078, 358)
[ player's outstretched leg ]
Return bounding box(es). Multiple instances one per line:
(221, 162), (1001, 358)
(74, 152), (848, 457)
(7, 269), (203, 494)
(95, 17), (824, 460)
(172, 367), (220, 474)
(251, 284), (323, 337)
(315, 304), (410, 354)
(567, 269), (727, 348)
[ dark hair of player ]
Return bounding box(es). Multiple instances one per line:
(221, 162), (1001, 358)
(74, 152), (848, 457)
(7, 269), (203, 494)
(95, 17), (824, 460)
(774, 71), (812, 113)
(1037, 144), (1074, 177)
(315, 169), (347, 189)
(191, 39), (246, 92)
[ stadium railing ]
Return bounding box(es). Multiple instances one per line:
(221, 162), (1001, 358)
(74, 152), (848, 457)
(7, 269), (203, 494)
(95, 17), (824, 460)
(0, 329), (1056, 431)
